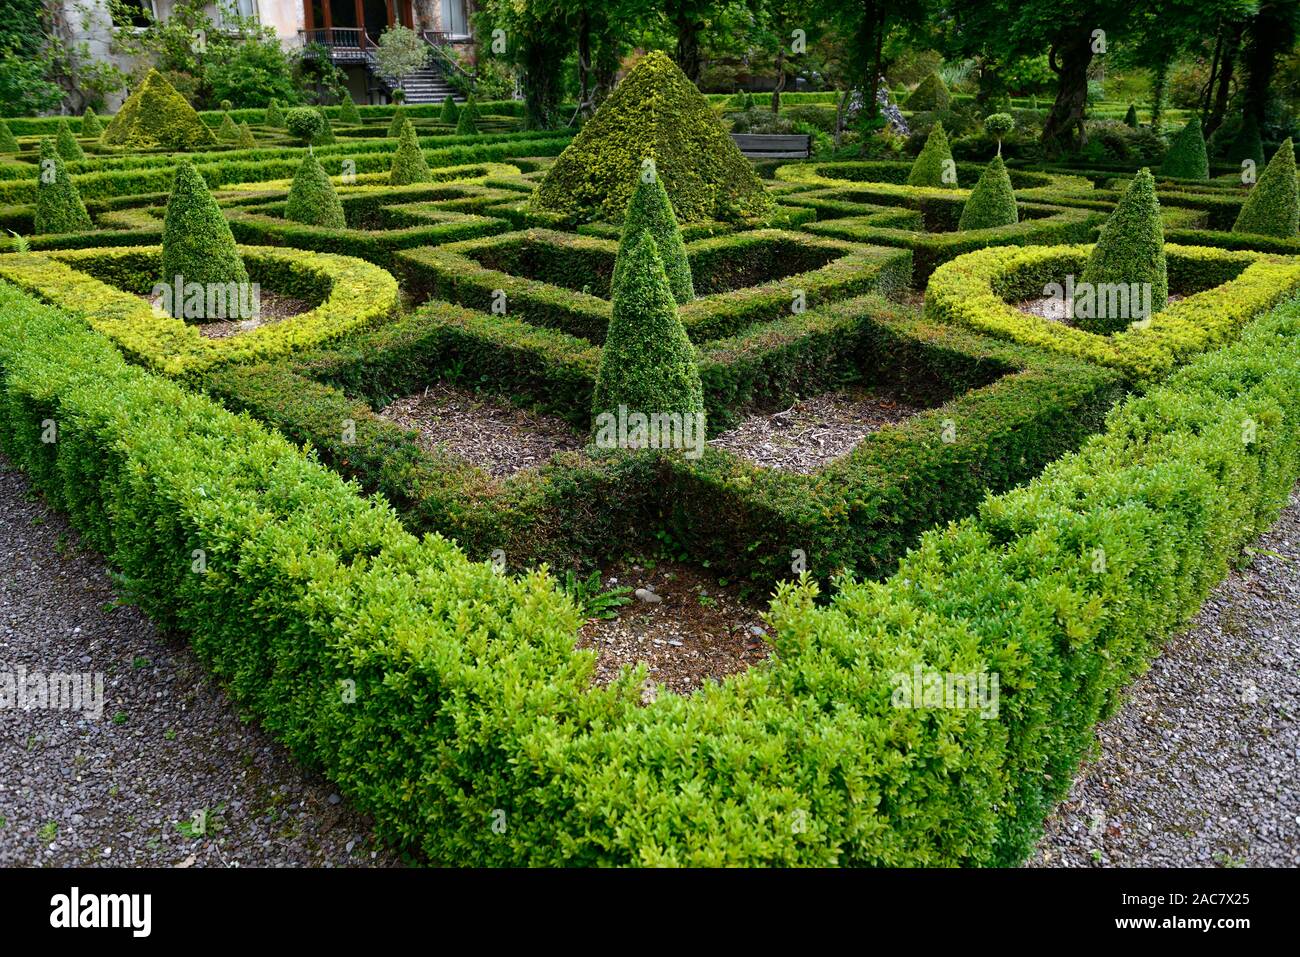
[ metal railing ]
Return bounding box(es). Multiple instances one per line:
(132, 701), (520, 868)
(298, 28), (370, 59)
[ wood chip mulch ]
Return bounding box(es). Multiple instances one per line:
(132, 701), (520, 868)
(377, 383), (585, 478)
(196, 292), (314, 339)
(708, 387), (925, 473)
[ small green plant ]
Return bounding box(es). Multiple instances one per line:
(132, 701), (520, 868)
(7, 229), (29, 252)
(112, 711), (128, 725)
(983, 113), (1015, 155)
(561, 570), (632, 620)
(132, 656), (152, 669)
(39, 821), (58, 842)
(164, 729), (177, 741)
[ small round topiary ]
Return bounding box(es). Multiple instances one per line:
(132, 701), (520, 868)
(1232, 138), (1299, 238)
(592, 231), (704, 431)
(56, 118), (85, 162)
(440, 95), (459, 124)
(220, 99), (233, 112)
(81, 106), (103, 137)
(161, 160), (249, 296)
(339, 92), (362, 124)
(286, 107), (325, 145)
(1123, 104), (1138, 128)
(387, 104), (407, 137)
(284, 149), (346, 229)
(612, 170), (694, 304)
(265, 99), (285, 127)
(217, 112), (239, 141)
(907, 122), (956, 188)
(958, 156), (1018, 230)
(388, 116), (430, 185)
(904, 72), (951, 112)
(236, 121), (256, 149)
(983, 113), (1015, 155)
(0, 119), (19, 153)
(1159, 116), (1209, 180)
(34, 138), (92, 235)
(455, 107), (478, 135)
(1073, 168), (1167, 334)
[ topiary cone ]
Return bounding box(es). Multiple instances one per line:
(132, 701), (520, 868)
(34, 138), (92, 235)
(285, 149), (346, 229)
(455, 108), (478, 135)
(266, 99), (285, 127)
(217, 112), (239, 141)
(388, 116), (430, 185)
(907, 123), (956, 189)
(1159, 116), (1209, 180)
(1073, 168), (1167, 334)
(56, 119), (85, 162)
(904, 72), (951, 112)
(0, 119), (19, 153)
(81, 106), (103, 137)
(101, 68), (216, 151)
(440, 95), (459, 124)
(611, 170), (694, 304)
(161, 160), (249, 295)
(1123, 104), (1138, 128)
(339, 92), (362, 124)
(958, 156), (1018, 230)
(386, 104), (407, 137)
(592, 231), (704, 431)
(1233, 138), (1299, 238)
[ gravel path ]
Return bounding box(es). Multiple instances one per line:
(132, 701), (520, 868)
(0, 457), (401, 868)
(1031, 486), (1300, 868)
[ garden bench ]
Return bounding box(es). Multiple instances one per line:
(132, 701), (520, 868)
(730, 133), (811, 159)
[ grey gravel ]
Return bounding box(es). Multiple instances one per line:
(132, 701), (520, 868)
(0, 456), (401, 868)
(1031, 486), (1300, 868)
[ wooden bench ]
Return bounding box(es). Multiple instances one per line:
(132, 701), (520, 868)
(730, 133), (811, 160)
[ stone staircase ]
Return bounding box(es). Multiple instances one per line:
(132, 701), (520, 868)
(384, 63), (462, 105)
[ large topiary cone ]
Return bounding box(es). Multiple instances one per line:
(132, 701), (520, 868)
(101, 69), (217, 151)
(1233, 138), (1299, 238)
(1159, 116), (1210, 180)
(161, 161), (249, 295)
(907, 123), (956, 188)
(1073, 168), (1167, 334)
(55, 118), (84, 162)
(958, 155), (1018, 230)
(34, 138), (92, 235)
(904, 72), (951, 112)
(593, 231), (704, 431)
(611, 171), (694, 304)
(533, 51), (773, 225)
(285, 150), (346, 228)
(388, 116), (430, 185)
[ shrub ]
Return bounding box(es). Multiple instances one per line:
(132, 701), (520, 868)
(388, 117), (431, 185)
(611, 171), (694, 304)
(314, 107), (336, 145)
(983, 113), (1015, 155)
(1227, 114), (1265, 168)
(1074, 168), (1167, 333)
(221, 100), (233, 111)
(532, 51), (773, 225)
(285, 107), (326, 145)
(161, 161), (250, 296)
(464, 94), (482, 123)
(339, 92), (362, 124)
(1124, 104), (1138, 128)
(440, 95), (459, 124)
(284, 149), (346, 229)
(205, 35), (301, 109)
(81, 106), (103, 137)
(236, 121), (256, 150)
(101, 69), (218, 152)
(55, 118), (84, 162)
(906, 122), (956, 188)
(592, 232), (704, 428)
(905, 72), (951, 111)
(957, 156), (1017, 230)
(387, 104), (408, 137)
(455, 108), (478, 136)
(1233, 138), (1299, 238)
(33, 138), (91, 235)
(266, 98), (285, 127)
(217, 112), (239, 141)
(1160, 116), (1210, 180)
(0, 119), (18, 153)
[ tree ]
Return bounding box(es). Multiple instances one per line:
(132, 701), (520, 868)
(474, 0), (576, 130)
(373, 25), (428, 96)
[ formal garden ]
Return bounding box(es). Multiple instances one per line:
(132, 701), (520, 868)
(1, 1), (1299, 870)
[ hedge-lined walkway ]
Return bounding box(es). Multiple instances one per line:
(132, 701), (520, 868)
(0, 456), (399, 867)
(1033, 486), (1300, 868)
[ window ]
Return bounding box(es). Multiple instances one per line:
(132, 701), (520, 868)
(441, 0), (468, 37)
(218, 0), (260, 29)
(111, 0), (156, 30)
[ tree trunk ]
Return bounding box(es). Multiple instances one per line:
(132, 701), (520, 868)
(577, 12), (592, 118)
(675, 11), (702, 83)
(1041, 29), (1093, 159)
(1243, 2), (1294, 125)
(592, 36), (620, 107)
(772, 47), (785, 114)
(1150, 55), (1170, 128)
(1205, 26), (1242, 139)
(523, 39), (563, 131)
(1201, 31), (1222, 125)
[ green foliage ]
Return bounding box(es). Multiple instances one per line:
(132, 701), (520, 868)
(593, 232), (704, 428)
(611, 171), (694, 304)
(217, 112), (239, 141)
(440, 95), (460, 124)
(55, 119), (84, 162)
(1159, 116), (1210, 180)
(983, 113), (1014, 153)
(1227, 115), (1265, 168)
(100, 69), (218, 152)
(339, 92), (362, 125)
(314, 108), (336, 145)
(455, 108), (478, 136)
(387, 104), (408, 137)
(388, 117), (430, 185)
(464, 95), (482, 123)
(0, 120), (18, 153)
(1233, 139), (1299, 239)
(373, 25), (428, 86)
(285, 107), (325, 145)
(1123, 104), (1138, 128)
(1073, 169), (1167, 333)
(265, 98), (285, 127)
(284, 150), (346, 229)
(160, 160), (249, 297)
(906, 123), (956, 188)
(957, 156), (1018, 230)
(81, 107), (103, 138)
(533, 52), (773, 225)
(33, 139), (91, 235)
(905, 72), (951, 111)
(235, 121), (256, 149)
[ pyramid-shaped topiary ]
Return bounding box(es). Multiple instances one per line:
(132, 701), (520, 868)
(34, 138), (92, 235)
(314, 107), (335, 145)
(1123, 104), (1138, 128)
(55, 119), (84, 161)
(611, 171), (694, 304)
(161, 161), (249, 296)
(907, 123), (956, 188)
(1159, 116), (1209, 180)
(339, 92), (362, 124)
(388, 116), (430, 185)
(1232, 138), (1299, 238)
(81, 106), (103, 137)
(440, 95), (459, 124)
(217, 112), (239, 141)
(592, 231), (704, 430)
(533, 51), (773, 225)
(1228, 115), (1265, 169)
(1073, 168), (1167, 334)
(904, 72), (951, 112)
(464, 95), (482, 123)
(0, 119), (18, 153)
(102, 69), (217, 151)
(285, 149), (346, 229)
(236, 121), (256, 149)
(455, 108), (478, 135)
(958, 155), (1018, 230)
(387, 104), (407, 137)
(265, 99), (285, 127)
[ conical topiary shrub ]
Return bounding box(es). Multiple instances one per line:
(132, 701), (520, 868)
(907, 123), (956, 188)
(958, 156), (1018, 230)
(285, 149), (346, 229)
(1073, 168), (1167, 334)
(266, 99), (285, 127)
(533, 51), (773, 225)
(339, 92), (362, 124)
(101, 69), (217, 151)
(55, 118), (84, 161)
(1233, 138), (1299, 238)
(0, 119), (19, 153)
(464, 95), (482, 123)
(611, 171), (694, 304)
(161, 161), (249, 296)
(388, 117), (430, 185)
(1123, 104), (1138, 128)
(904, 72), (951, 112)
(455, 108), (478, 135)
(387, 104), (407, 137)
(1159, 116), (1210, 180)
(1228, 115), (1266, 169)
(34, 138), (92, 235)
(217, 112), (239, 141)
(81, 106), (103, 137)
(440, 95), (459, 124)
(314, 107), (335, 145)
(236, 121), (256, 149)
(592, 231), (704, 431)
